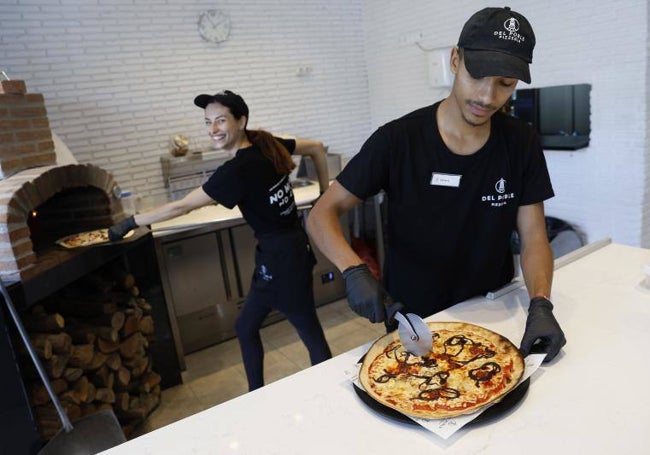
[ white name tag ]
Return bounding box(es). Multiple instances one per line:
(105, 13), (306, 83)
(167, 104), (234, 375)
(430, 173), (461, 187)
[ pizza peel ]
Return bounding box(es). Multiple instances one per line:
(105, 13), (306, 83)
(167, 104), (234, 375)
(56, 228), (135, 249)
(387, 303), (433, 356)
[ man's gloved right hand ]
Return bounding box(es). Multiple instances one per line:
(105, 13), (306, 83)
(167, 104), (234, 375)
(342, 264), (392, 323)
(108, 215), (138, 241)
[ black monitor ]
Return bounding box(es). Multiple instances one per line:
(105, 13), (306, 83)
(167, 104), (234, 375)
(510, 84), (591, 150)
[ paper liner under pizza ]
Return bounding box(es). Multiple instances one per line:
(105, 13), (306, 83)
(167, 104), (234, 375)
(56, 229), (135, 249)
(358, 321), (525, 419)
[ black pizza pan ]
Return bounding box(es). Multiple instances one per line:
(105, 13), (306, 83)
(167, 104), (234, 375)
(352, 355), (530, 427)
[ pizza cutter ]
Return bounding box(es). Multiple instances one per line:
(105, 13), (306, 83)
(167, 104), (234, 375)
(387, 303), (433, 356)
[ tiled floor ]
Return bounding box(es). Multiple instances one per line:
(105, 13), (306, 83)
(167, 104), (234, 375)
(133, 298), (385, 437)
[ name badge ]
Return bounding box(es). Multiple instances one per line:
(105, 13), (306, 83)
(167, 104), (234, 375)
(430, 173), (461, 188)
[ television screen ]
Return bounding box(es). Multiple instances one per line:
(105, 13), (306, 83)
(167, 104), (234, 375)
(510, 84), (591, 150)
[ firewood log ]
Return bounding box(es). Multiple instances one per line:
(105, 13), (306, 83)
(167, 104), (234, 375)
(120, 313), (140, 338)
(138, 316), (155, 335)
(97, 337), (120, 354)
(45, 354), (70, 379)
(114, 366), (131, 391)
(35, 403), (80, 439)
(115, 392), (131, 412)
(85, 381), (96, 403)
(85, 351), (108, 370)
(28, 336), (52, 360)
(140, 371), (161, 394)
(135, 298), (152, 314)
(94, 387), (116, 404)
(119, 332), (144, 359)
(91, 311), (125, 331)
(69, 323), (117, 344)
(125, 355), (149, 378)
(105, 352), (121, 371)
(63, 367), (83, 383)
(29, 332), (72, 354)
(61, 376), (89, 404)
(30, 378), (68, 406)
(67, 344), (94, 368)
(91, 365), (115, 389)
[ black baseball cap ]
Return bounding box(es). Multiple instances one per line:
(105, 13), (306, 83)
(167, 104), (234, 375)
(193, 90), (249, 118)
(457, 7), (535, 83)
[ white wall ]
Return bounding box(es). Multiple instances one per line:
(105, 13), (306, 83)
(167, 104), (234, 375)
(361, 0), (649, 248)
(3, 0), (649, 248)
(0, 0), (371, 201)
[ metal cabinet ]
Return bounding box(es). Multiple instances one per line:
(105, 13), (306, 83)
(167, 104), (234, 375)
(156, 230), (240, 358)
(229, 217), (346, 321)
(155, 209), (349, 368)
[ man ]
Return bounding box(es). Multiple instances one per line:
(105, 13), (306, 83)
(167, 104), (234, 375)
(307, 7), (566, 362)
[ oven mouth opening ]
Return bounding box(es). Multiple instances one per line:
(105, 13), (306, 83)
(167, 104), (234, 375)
(27, 186), (113, 254)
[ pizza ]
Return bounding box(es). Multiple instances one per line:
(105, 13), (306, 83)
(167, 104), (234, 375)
(57, 229), (134, 248)
(358, 321), (524, 419)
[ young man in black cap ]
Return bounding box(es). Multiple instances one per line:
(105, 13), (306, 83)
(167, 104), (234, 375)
(307, 7), (566, 362)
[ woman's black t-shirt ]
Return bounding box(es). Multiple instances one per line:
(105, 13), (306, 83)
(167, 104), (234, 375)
(202, 137), (299, 235)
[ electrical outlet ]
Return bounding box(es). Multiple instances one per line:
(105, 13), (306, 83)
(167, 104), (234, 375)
(400, 31), (423, 45)
(427, 48), (453, 88)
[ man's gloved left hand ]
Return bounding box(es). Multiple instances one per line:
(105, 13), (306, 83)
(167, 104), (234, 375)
(108, 215), (138, 241)
(519, 296), (567, 362)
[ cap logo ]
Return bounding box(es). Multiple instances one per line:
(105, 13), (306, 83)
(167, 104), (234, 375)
(493, 17), (525, 44)
(504, 18), (519, 33)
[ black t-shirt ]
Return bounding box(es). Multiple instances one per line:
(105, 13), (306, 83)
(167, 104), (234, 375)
(337, 102), (554, 316)
(202, 137), (300, 235)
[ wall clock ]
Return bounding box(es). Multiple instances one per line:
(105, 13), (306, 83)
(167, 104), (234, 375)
(197, 9), (231, 44)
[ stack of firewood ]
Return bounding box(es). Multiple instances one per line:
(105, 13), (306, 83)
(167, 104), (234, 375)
(19, 260), (162, 440)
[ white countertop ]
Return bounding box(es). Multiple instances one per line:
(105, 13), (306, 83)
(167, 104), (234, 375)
(100, 242), (650, 454)
(151, 182), (322, 236)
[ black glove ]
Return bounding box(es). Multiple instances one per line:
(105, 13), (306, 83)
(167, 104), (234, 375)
(342, 264), (395, 323)
(108, 215), (138, 241)
(520, 297), (567, 362)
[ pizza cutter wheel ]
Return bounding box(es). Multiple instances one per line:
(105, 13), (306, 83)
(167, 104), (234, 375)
(390, 307), (433, 356)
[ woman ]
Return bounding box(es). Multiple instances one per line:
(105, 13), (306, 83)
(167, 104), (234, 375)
(109, 90), (332, 390)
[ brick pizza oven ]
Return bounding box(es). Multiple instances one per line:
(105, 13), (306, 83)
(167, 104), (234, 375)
(0, 80), (127, 282)
(0, 80), (182, 454)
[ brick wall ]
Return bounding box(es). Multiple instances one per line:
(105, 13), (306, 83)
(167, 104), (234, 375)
(0, 80), (56, 178)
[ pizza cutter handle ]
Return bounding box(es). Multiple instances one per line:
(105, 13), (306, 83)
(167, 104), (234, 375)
(385, 301), (404, 325)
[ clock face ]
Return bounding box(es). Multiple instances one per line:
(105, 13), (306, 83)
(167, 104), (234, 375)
(197, 9), (231, 43)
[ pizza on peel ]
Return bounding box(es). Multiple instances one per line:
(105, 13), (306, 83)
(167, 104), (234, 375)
(56, 229), (134, 249)
(358, 321), (524, 419)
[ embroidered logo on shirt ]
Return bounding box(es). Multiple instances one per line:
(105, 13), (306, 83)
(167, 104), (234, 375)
(481, 177), (515, 207)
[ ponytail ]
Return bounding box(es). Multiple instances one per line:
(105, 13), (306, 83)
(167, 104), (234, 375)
(247, 129), (296, 175)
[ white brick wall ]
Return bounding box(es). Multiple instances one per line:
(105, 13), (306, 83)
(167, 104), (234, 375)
(1, 0), (371, 201)
(3, 0), (649, 248)
(361, 0), (649, 248)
